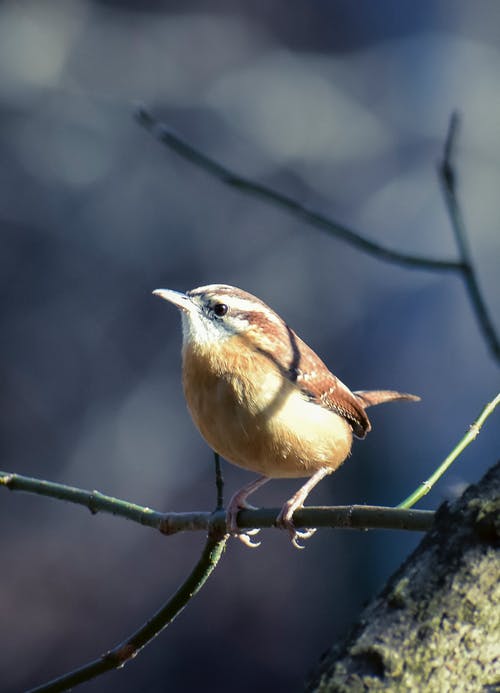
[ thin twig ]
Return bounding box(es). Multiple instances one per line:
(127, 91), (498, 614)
(27, 529), (228, 693)
(213, 451), (224, 511)
(397, 391), (500, 509)
(438, 111), (500, 360)
(135, 106), (462, 273)
(0, 471), (433, 533)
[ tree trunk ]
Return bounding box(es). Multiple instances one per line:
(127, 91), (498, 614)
(306, 462), (500, 692)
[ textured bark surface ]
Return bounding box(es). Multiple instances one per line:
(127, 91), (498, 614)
(306, 462), (500, 693)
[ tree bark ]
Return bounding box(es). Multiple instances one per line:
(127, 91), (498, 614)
(306, 462), (500, 692)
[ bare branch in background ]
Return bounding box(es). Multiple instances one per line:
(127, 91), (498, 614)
(135, 107), (462, 272)
(136, 106), (499, 363)
(438, 111), (500, 360)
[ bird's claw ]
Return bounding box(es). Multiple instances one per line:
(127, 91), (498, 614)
(226, 503), (261, 548)
(236, 529), (261, 548)
(276, 506), (317, 549)
(282, 522), (317, 549)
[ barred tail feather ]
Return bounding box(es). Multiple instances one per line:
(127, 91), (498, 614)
(354, 390), (420, 409)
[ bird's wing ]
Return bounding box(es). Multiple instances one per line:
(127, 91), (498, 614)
(287, 330), (371, 439)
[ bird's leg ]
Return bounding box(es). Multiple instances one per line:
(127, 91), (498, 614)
(226, 475), (270, 548)
(276, 467), (331, 549)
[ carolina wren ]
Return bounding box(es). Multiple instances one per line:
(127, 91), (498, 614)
(154, 284), (419, 548)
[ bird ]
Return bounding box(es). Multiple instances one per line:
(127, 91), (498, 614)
(153, 284), (419, 548)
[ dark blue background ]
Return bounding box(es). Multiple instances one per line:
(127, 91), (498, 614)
(1, 1), (498, 691)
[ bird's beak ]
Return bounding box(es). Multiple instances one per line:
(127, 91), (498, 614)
(153, 289), (193, 313)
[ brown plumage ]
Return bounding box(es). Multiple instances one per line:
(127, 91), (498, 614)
(154, 284), (420, 547)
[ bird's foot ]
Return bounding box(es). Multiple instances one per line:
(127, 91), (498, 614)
(276, 502), (317, 550)
(226, 498), (261, 548)
(225, 476), (270, 548)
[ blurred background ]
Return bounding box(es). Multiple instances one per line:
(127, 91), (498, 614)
(1, 1), (499, 691)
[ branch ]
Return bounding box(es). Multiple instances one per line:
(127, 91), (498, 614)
(27, 433), (230, 692)
(4, 390), (493, 536)
(136, 106), (499, 364)
(438, 111), (500, 360)
(135, 106), (462, 273)
(0, 472), (434, 534)
(28, 530), (228, 693)
(213, 451), (224, 511)
(397, 391), (500, 508)
(10, 397), (496, 691)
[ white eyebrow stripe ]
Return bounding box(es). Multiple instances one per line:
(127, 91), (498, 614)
(188, 285), (284, 328)
(224, 298), (285, 328)
(223, 295), (273, 313)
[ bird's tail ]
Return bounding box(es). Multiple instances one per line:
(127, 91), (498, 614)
(354, 390), (420, 409)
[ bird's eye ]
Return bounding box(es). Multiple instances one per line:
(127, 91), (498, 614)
(213, 303), (228, 317)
